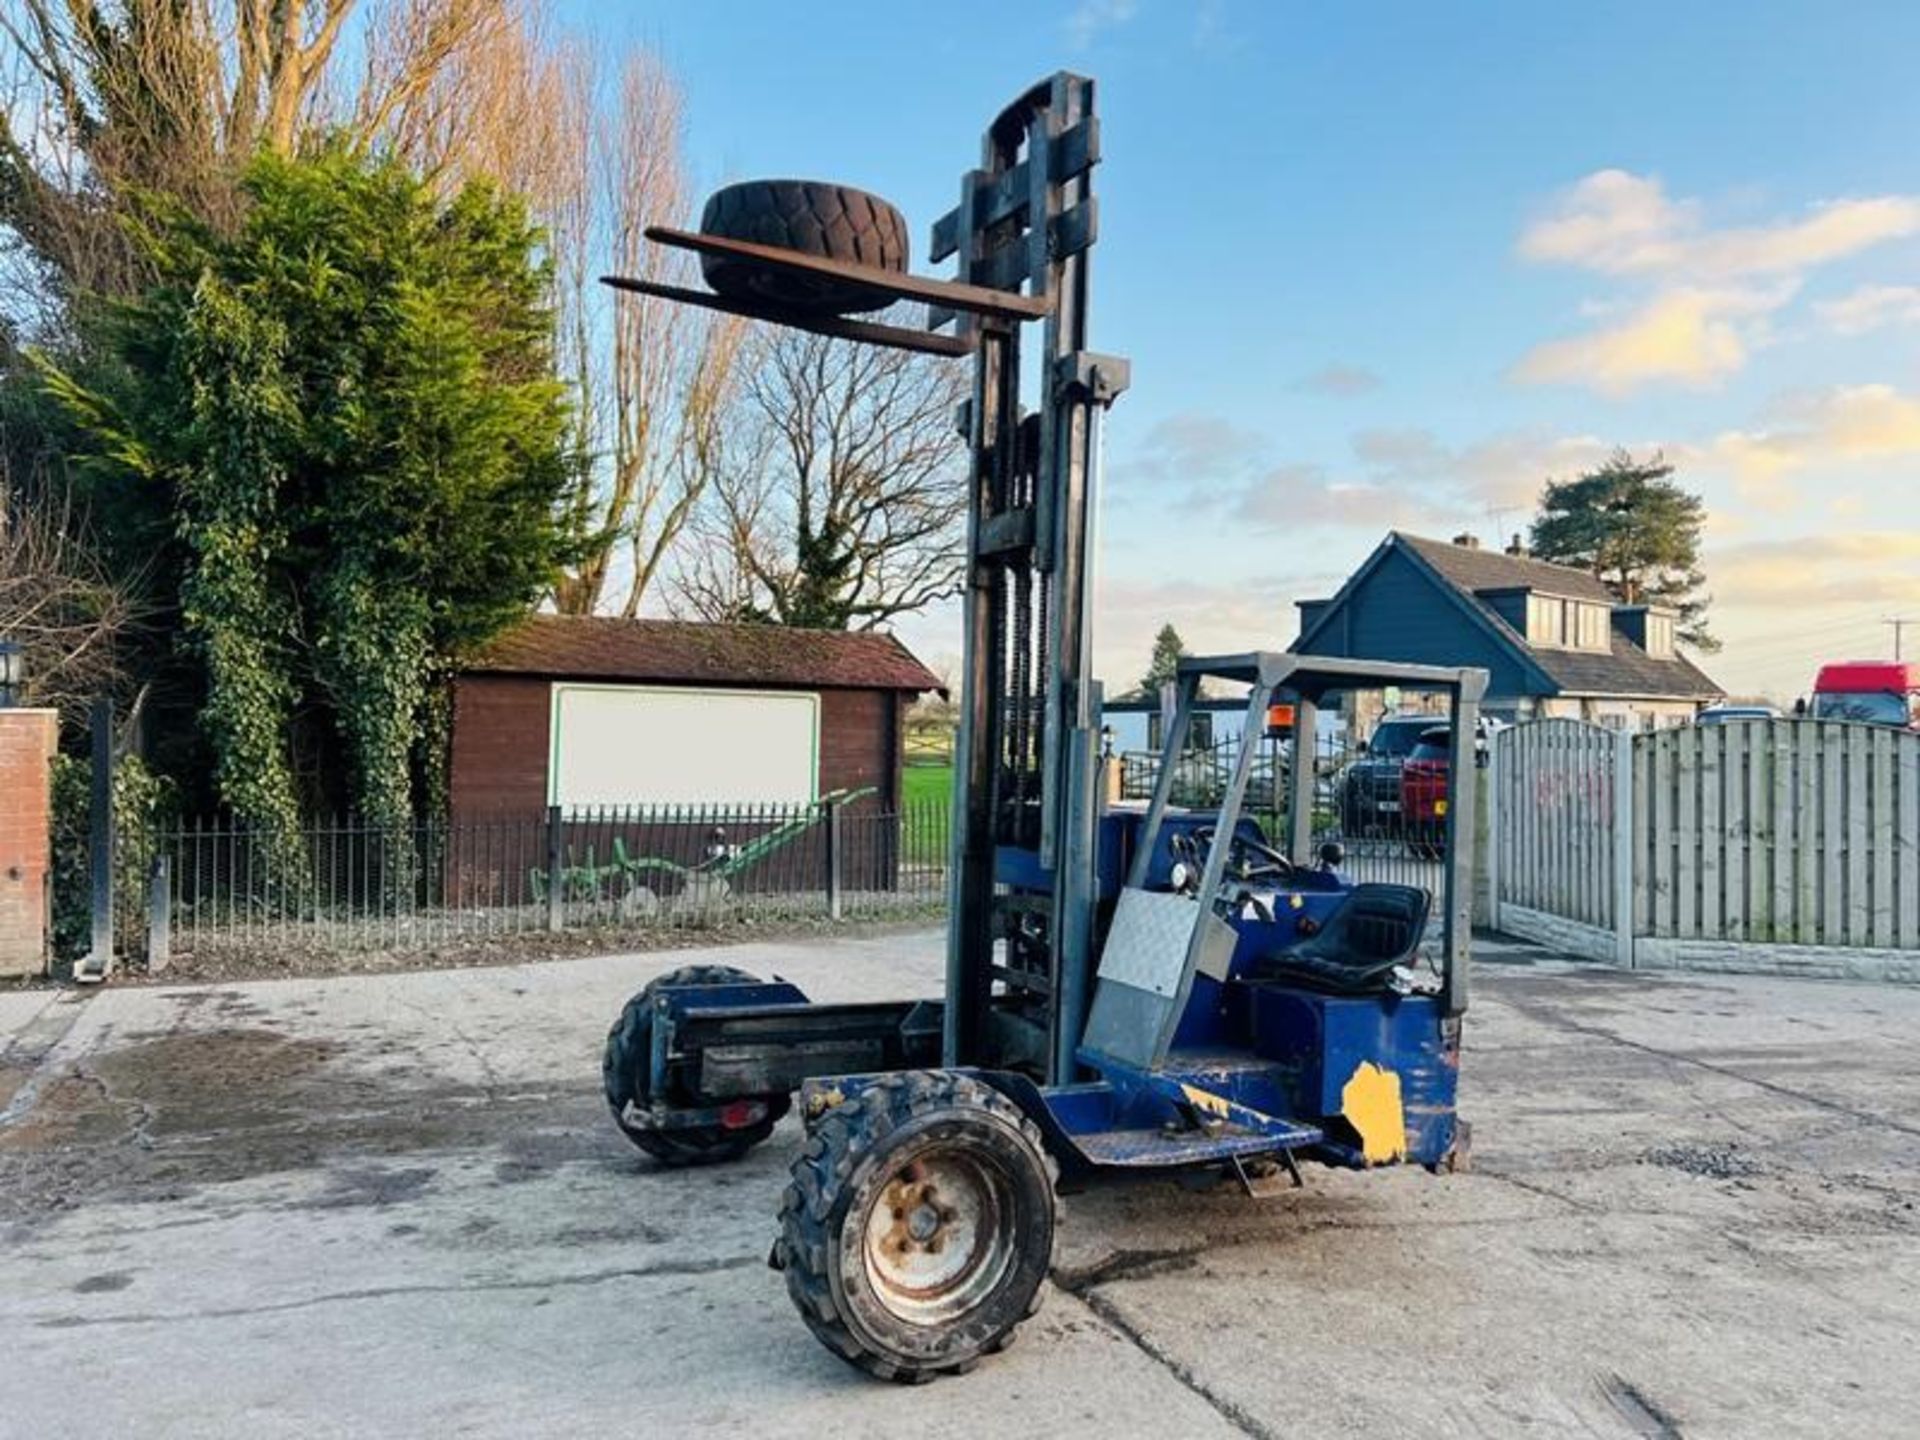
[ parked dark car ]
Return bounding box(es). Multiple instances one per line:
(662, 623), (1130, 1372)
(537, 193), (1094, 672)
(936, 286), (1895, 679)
(1339, 714), (1442, 836)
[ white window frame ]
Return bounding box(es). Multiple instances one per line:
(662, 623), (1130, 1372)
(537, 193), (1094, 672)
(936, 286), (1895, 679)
(1527, 593), (1565, 648)
(1573, 602), (1609, 652)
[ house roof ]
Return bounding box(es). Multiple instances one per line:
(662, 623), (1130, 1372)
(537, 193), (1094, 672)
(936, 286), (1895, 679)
(1520, 632), (1722, 699)
(465, 615), (943, 693)
(1392, 533), (1722, 699)
(1296, 532), (1722, 701)
(1396, 532), (1619, 604)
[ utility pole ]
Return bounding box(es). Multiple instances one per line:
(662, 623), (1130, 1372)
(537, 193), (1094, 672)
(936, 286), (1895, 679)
(1886, 617), (1913, 662)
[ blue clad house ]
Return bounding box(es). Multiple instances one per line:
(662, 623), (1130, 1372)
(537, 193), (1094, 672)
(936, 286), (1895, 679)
(1292, 532), (1722, 728)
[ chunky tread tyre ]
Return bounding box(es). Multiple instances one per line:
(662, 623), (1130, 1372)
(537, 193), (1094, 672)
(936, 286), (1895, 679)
(602, 964), (790, 1165)
(698, 179), (908, 315)
(774, 1070), (1058, 1382)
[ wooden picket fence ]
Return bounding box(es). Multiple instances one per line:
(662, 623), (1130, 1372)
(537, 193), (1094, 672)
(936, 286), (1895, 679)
(1490, 718), (1920, 979)
(1488, 719), (1621, 938)
(1636, 720), (1920, 949)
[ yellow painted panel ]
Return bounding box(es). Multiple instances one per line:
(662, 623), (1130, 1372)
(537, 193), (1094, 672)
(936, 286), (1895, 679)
(1341, 1061), (1406, 1164)
(1180, 1083), (1230, 1118)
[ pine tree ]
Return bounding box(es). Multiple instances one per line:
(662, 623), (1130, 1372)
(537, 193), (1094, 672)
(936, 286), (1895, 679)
(1138, 623), (1188, 696)
(1529, 450), (1717, 652)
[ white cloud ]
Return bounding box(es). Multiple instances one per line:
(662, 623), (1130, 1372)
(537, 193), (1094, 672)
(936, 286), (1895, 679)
(1518, 170), (1697, 274)
(1114, 410), (1633, 545)
(1230, 463), (1451, 532)
(1108, 412), (1268, 497)
(1292, 363), (1382, 396)
(1513, 169), (1920, 392)
(1709, 532), (1920, 609)
(1063, 0), (1137, 48)
(1815, 284), (1920, 335)
(1093, 570), (1344, 684)
(1350, 425), (1615, 511)
(1519, 170), (1920, 280)
(1119, 417), (1464, 534)
(1704, 383), (1920, 507)
(1511, 287), (1780, 395)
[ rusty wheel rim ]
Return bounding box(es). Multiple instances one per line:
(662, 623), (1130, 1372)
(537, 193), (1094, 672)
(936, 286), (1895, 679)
(861, 1149), (1014, 1327)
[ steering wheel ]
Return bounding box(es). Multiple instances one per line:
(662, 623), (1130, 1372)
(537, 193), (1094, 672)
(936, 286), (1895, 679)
(1189, 826), (1296, 883)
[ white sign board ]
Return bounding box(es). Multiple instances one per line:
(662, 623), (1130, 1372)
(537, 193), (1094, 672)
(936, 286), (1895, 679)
(549, 684), (819, 808)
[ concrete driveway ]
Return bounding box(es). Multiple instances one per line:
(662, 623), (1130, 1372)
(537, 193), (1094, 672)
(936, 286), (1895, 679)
(2, 931), (1916, 1439)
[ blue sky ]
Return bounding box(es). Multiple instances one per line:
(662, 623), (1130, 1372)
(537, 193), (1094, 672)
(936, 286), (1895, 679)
(570, 1), (1920, 699)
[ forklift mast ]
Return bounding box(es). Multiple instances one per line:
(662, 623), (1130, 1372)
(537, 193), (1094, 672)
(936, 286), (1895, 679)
(935, 74), (1129, 1082)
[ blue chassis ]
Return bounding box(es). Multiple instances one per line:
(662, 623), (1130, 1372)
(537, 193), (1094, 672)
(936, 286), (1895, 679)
(644, 810), (1462, 1178)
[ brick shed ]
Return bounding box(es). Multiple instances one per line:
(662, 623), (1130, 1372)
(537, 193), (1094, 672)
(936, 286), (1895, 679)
(448, 615), (942, 818)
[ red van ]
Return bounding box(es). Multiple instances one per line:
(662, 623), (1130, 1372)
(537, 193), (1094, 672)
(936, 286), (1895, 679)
(1811, 661), (1919, 728)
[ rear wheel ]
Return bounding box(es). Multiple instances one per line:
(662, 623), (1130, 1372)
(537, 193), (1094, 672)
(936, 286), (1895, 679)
(775, 1070), (1057, 1382)
(602, 964), (791, 1165)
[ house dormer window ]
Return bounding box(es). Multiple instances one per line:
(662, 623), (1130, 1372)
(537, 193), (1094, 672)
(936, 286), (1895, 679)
(1573, 602), (1609, 650)
(1526, 593), (1611, 652)
(1644, 611), (1674, 659)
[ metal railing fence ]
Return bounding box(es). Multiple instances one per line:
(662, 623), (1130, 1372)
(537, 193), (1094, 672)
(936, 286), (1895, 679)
(126, 799), (951, 965)
(1116, 731), (1450, 891)
(105, 740), (1472, 968)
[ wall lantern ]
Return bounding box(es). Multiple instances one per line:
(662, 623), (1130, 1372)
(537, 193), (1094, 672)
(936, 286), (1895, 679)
(0, 639), (23, 707)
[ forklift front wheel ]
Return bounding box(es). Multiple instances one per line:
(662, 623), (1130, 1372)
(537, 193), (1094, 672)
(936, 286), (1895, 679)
(776, 1070), (1057, 1382)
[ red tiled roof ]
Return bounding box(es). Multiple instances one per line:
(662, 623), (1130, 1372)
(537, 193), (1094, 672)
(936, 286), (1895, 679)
(465, 615), (942, 693)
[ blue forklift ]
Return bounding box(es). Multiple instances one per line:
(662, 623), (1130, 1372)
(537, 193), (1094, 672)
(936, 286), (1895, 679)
(599, 73), (1488, 1381)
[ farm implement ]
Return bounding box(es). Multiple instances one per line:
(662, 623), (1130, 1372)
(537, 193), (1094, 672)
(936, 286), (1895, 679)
(530, 786), (875, 915)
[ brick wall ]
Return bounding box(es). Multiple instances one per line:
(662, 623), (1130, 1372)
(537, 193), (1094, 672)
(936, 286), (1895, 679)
(0, 709), (56, 978)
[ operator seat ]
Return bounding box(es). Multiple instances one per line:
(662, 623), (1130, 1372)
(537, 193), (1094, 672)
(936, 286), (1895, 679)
(1245, 883), (1431, 996)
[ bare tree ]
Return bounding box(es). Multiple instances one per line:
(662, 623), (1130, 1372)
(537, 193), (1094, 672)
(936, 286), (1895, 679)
(371, 27), (743, 617)
(0, 0), (510, 323)
(0, 474), (147, 725)
(674, 328), (968, 630)
(559, 50), (744, 617)
(0, 4), (734, 620)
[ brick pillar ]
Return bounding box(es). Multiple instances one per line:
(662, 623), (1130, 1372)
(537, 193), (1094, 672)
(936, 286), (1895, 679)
(0, 708), (57, 978)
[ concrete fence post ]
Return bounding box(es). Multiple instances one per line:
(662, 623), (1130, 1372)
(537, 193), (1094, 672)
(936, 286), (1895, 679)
(824, 797), (843, 921)
(1613, 726), (1637, 968)
(1480, 733), (1501, 931)
(147, 853), (171, 973)
(545, 804), (565, 933)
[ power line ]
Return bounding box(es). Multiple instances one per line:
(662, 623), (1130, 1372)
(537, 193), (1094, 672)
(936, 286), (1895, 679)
(1730, 608), (1894, 646)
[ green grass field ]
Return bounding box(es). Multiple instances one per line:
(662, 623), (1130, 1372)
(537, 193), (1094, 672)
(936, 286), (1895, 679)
(900, 763), (953, 865)
(902, 762), (954, 810)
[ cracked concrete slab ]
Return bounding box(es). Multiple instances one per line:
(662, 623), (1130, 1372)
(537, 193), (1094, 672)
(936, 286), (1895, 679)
(3, 933), (1919, 1436)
